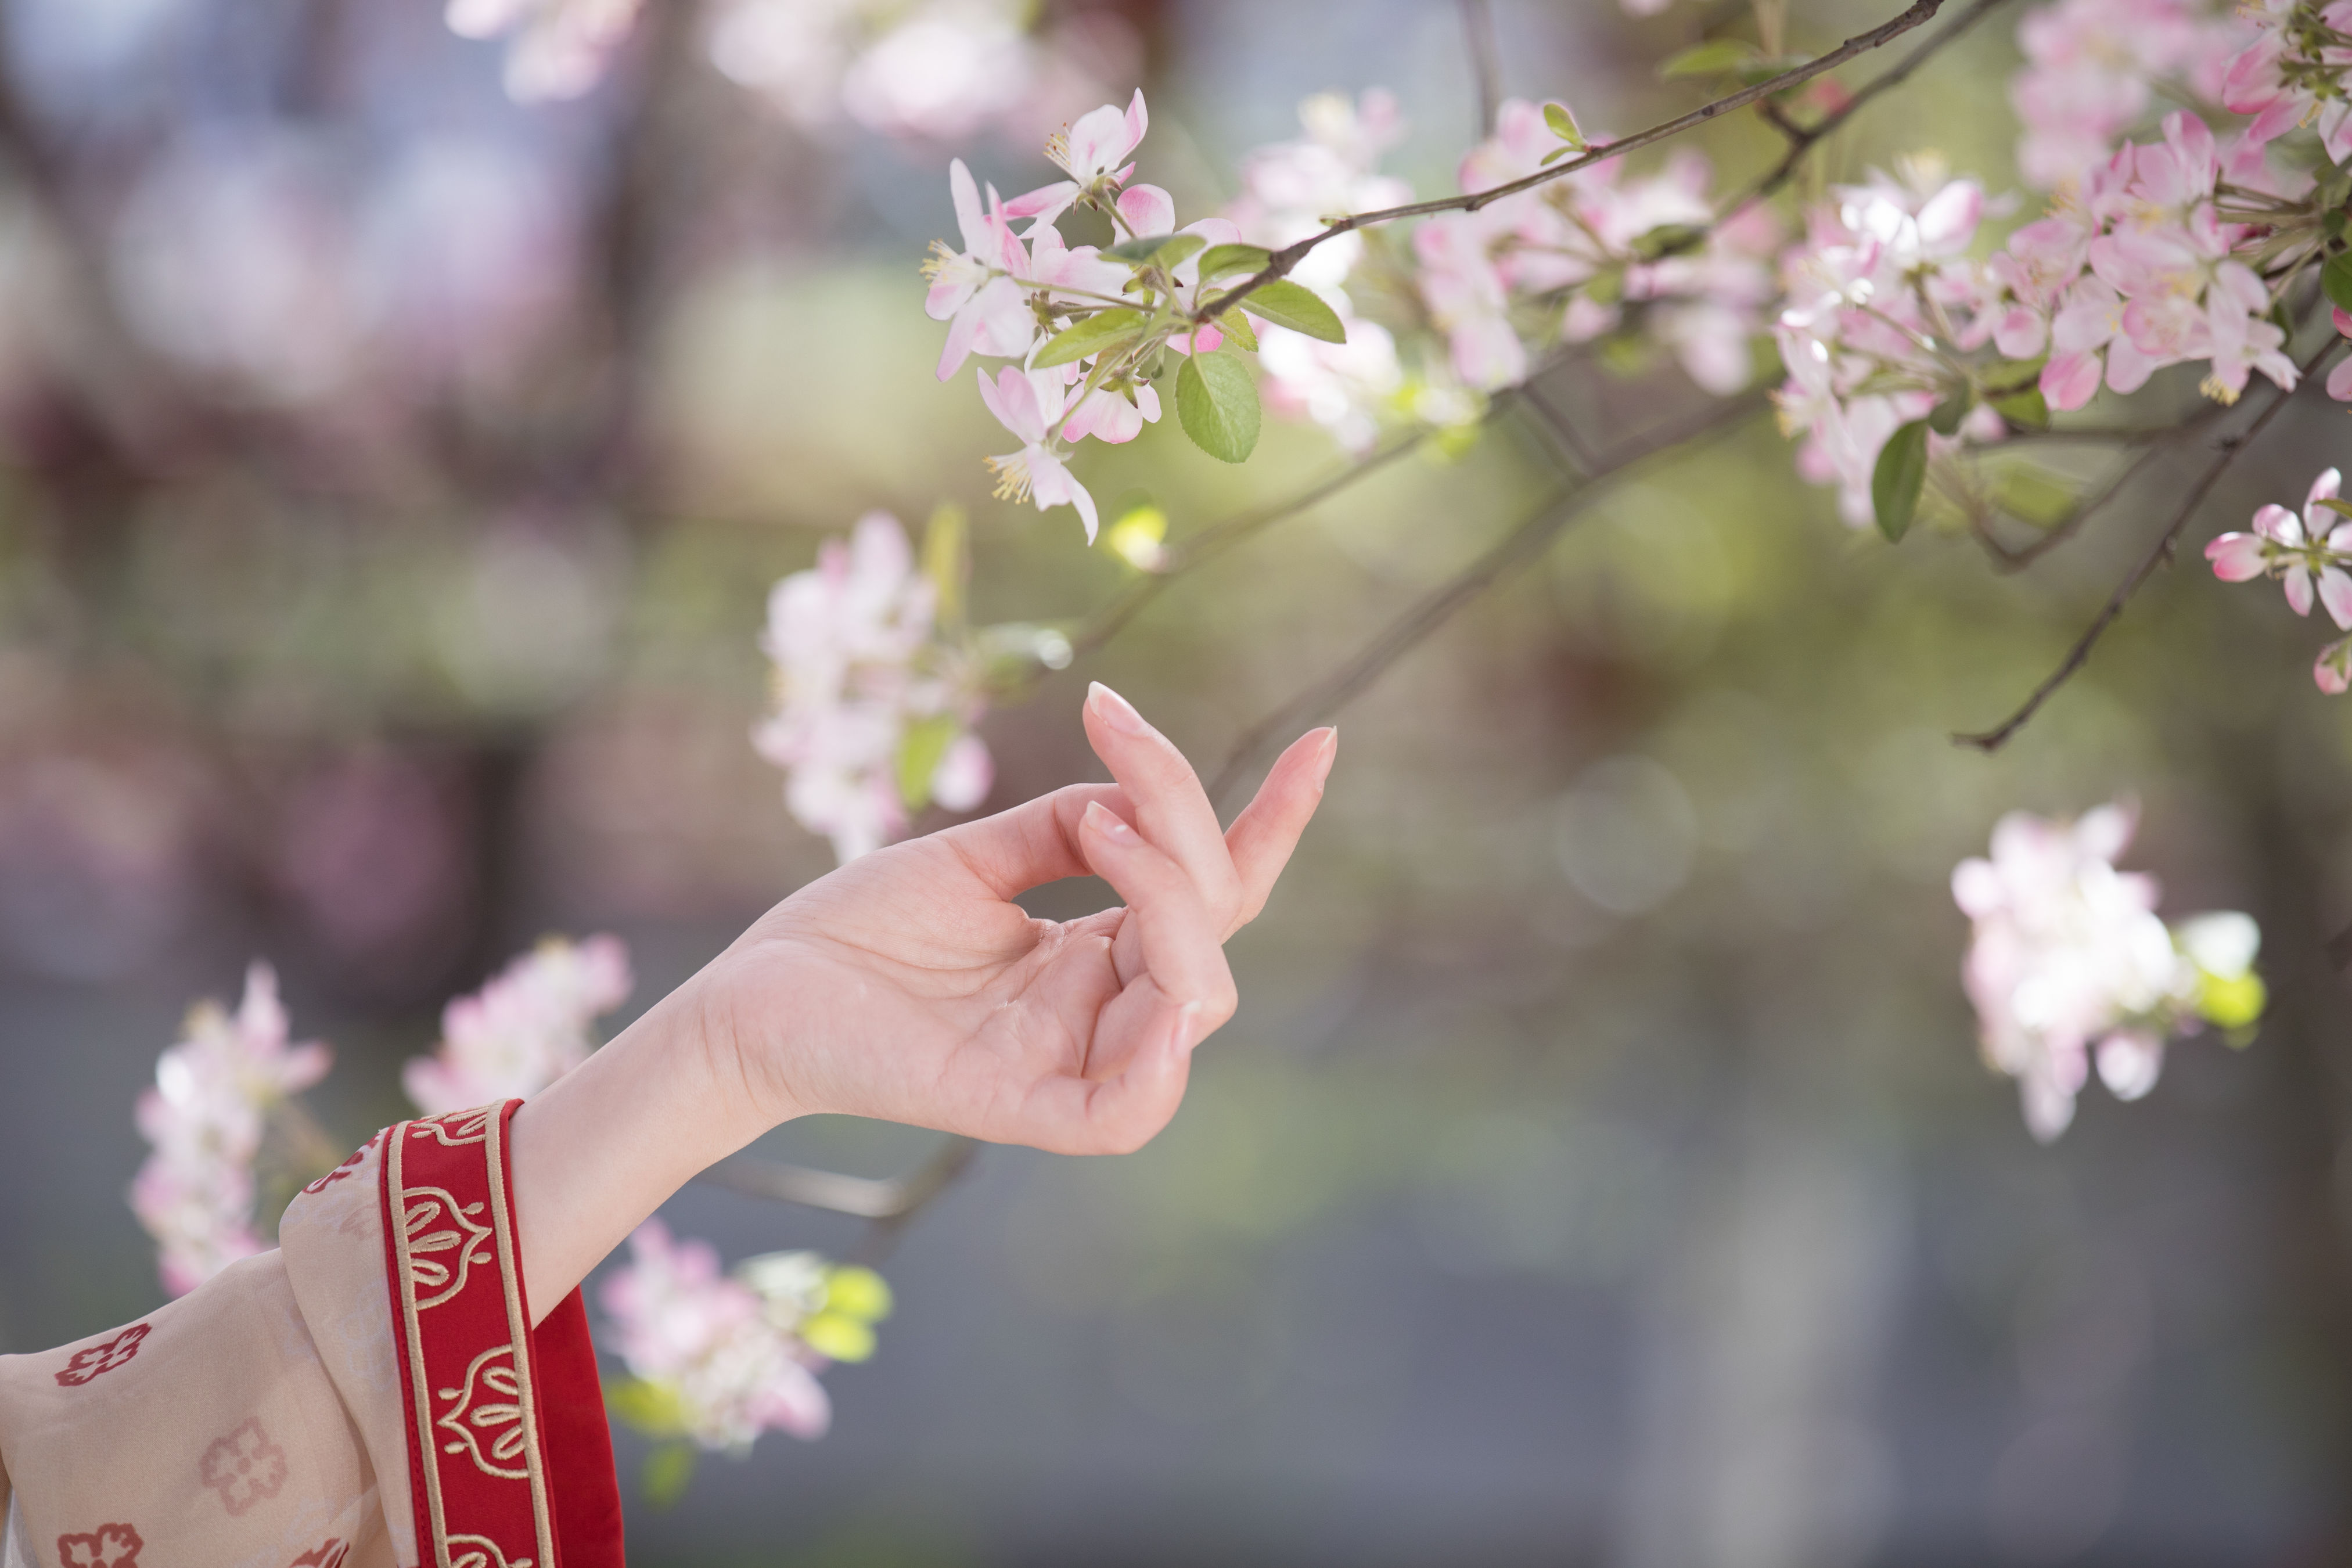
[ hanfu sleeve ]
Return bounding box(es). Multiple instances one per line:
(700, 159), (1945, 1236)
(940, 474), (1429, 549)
(279, 1100), (624, 1568)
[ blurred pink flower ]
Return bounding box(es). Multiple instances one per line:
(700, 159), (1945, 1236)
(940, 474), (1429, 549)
(977, 365), (1097, 540)
(402, 936), (632, 1115)
(599, 1221), (832, 1450)
(133, 963), (330, 1294)
(924, 160), (1034, 380)
(2010, 0), (2254, 189)
(2204, 467), (2352, 633)
(753, 512), (992, 861)
(1952, 805), (2204, 1141)
(446, 0), (642, 103)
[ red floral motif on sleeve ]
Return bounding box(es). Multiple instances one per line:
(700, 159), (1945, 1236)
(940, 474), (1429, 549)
(55, 1524), (142, 1567)
(197, 1418), (290, 1516)
(301, 1131), (382, 1196)
(53, 1323), (150, 1387)
(290, 1540), (348, 1568)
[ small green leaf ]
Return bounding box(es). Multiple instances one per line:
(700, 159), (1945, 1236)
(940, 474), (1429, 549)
(1032, 307), (1150, 369)
(1176, 348), (1261, 463)
(896, 715), (959, 811)
(1872, 419), (1930, 542)
(2316, 496), (2352, 520)
(1150, 233), (1205, 270)
(1630, 223), (1707, 261)
(1235, 279), (1346, 343)
(1987, 461), (2077, 528)
(801, 1310), (879, 1363)
(1214, 307), (1260, 352)
(823, 1263), (895, 1322)
(1107, 232), (1206, 269)
(1659, 38), (1761, 79)
(2324, 251), (2352, 315)
(643, 1443), (697, 1508)
(604, 1376), (688, 1437)
(1196, 242), (1271, 282)
(1542, 100), (1585, 150)
(2326, 207), (2347, 242)
(2197, 968), (2267, 1030)
(1927, 389), (1971, 436)
(1990, 386), (2048, 429)
(1106, 235), (1162, 263)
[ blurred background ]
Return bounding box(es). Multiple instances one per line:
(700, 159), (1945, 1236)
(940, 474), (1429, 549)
(4, 0), (2352, 1562)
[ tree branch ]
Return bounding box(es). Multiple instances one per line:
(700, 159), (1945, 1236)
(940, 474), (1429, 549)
(1206, 390), (1770, 808)
(1203, 0), (1962, 320)
(1955, 345), (2340, 752)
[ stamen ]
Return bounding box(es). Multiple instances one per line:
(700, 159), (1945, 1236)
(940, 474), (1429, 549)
(2199, 374), (2241, 406)
(986, 454), (1034, 504)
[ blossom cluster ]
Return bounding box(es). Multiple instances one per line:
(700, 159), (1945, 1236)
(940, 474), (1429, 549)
(754, 511), (993, 863)
(132, 964), (331, 1295)
(1416, 99), (1780, 400)
(402, 934), (633, 1114)
(1953, 804), (2263, 1142)
(2224, 0), (2352, 163)
(2206, 465), (2352, 690)
(1773, 163), (2007, 527)
(598, 1220), (893, 1454)
(445, 0), (643, 103)
(2009, 0), (2250, 188)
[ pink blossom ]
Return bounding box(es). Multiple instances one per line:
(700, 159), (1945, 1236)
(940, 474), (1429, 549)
(1002, 89), (1149, 232)
(2008, 0), (2251, 189)
(753, 513), (990, 861)
(1952, 804), (2211, 1141)
(599, 1221), (833, 1450)
(402, 936), (632, 1114)
(1060, 380), (1161, 444)
(977, 365), (1097, 541)
(2206, 467), (2352, 625)
(132, 963), (331, 1294)
(924, 160), (1034, 380)
(2221, 0), (2352, 161)
(2316, 634), (2352, 693)
(1225, 89), (1411, 297)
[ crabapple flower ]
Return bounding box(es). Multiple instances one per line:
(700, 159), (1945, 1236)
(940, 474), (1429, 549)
(599, 1221), (835, 1452)
(1774, 162), (2002, 525)
(1953, 804), (2261, 1141)
(402, 935), (632, 1114)
(1226, 90), (1411, 300)
(924, 160), (1034, 380)
(1418, 100), (1779, 400)
(2206, 467), (2352, 689)
(754, 512), (992, 861)
(445, 0), (643, 103)
(132, 963), (331, 1295)
(978, 365), (1098, 540)
(2222, 0), (2352, 163)
(1002, 89), (1148, 232)
(2009, 0), (2253, 188)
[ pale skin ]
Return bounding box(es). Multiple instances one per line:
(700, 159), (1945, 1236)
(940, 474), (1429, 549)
(506, 682), (1337, 1325)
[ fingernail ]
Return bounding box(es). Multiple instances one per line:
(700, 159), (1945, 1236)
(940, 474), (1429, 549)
(1088, 681), (1152, 736)
(1084, 799), (1141, 843)
(1311, 727), (1338, 781)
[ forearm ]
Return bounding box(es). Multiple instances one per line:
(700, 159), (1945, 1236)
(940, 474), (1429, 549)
(504, 958), (794, 1325)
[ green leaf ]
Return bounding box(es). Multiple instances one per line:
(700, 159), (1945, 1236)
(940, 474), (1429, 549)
(1659, 38), (1761, 79)
(1630, 223), (1707, 261)
(604, 1376), (687, 1437)
(896, 715), (959, 811)
(1542, 100), (1585, 150)
(1989, 386), (2048, 429)
(1214, 307), (1260, 352)
(1235, 279), (1346, 343)
(642, 1443), (697, 1509)
(2324, 251), (2352, 315)
(1927, 389), (1971, 436)
(2196, 968), (2266, 1031)
(1176, 348), (1261, 463)
(1106, 232), (1206, 269)
(2316, 496), (2352, 520)
(1872, 419), (1930, 542)
(823, 1263), (896, 1321)
(1196, 242), (1271, 282)
(1987, 461), (2077, 528)
(2327, 207), (2347, 242)
(1032, 307), (1150, 369)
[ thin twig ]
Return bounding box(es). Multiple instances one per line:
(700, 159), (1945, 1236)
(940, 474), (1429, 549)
(1206, 391), (1770, 807)
(1955, 345), (2340, 752)
(1204, 1), (1958, 320)
(692, 1135), (980, 1220)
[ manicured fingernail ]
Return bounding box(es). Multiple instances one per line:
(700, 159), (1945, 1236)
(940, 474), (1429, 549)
(1088, 681), (1152, 736)
(1311, 727), (1338, 781)
(1084, 799), (1140, 843)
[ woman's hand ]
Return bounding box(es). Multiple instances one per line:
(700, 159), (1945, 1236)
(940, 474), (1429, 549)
(711, 683), (1335, 1154)
(509, 684), (1331, 1320)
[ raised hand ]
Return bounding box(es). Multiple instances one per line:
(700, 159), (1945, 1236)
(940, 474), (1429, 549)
(508, 684), (1332, 1318)
(714, 682), (1335, 1154)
